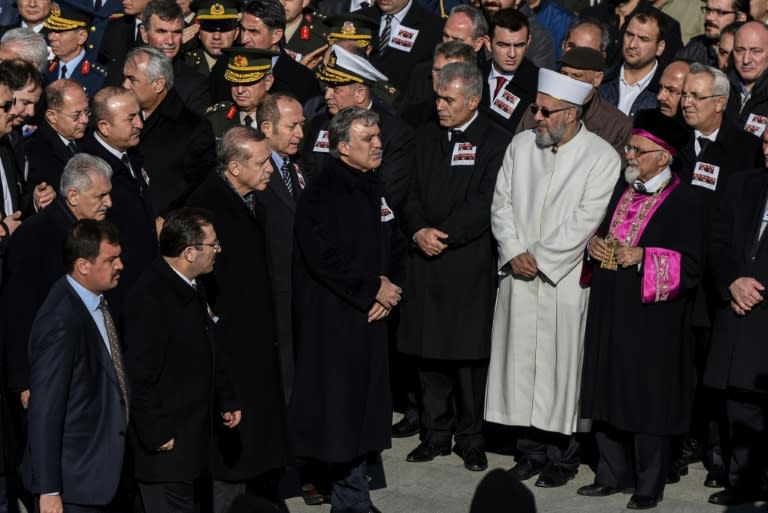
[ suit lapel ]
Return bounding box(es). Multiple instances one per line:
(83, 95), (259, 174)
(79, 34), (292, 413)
(268, 157), (296, 211)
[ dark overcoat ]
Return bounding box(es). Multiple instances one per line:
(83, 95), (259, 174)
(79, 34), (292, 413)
(398, 113), (508, 360)
(187, 173), (291, 479)
(289, 158), (405, 463)
(481, 57), (538, 133)
(25, 119), (77, 192)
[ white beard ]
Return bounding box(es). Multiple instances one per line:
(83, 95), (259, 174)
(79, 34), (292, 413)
(624, 164), (641, 183)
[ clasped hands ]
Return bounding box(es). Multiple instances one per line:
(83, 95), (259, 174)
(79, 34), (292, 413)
(369, 276), (402, 323)
(729, 277), (765, 316)
(588, 237), (643, 268)
(414, 227), (448, 257)
(157, 410), (242, 452)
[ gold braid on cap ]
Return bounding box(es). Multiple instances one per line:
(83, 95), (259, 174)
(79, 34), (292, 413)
(326, 21), (371, 47)
(44, 5), (89, 31)
(224, 54), (272, 83)
(197, 2), (239, 20)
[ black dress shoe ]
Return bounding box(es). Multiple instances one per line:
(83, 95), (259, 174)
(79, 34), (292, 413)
(461, 448), (488, 471)
(708, 489), (755, 506)
(704, 468), (726, 488)
(406, 441), (450, 462)
(301, 483), (329, 505)
(627, 493), (662, 509)
(666, 462), (688, 484)
(577, 483), (623, 497)
(535, 465), (577, 488)
(391, 417), (420, 438)
(507, 458), (547, 481)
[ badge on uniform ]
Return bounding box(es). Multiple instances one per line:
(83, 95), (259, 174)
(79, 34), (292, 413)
(389, 24), (419, 53)
(745, 113), (768, 137)
(380, 197), (394, 222)
(491, 89), (520, 120)
(451, 142), (476, 166)
(294, 163), (306, 189)
(141, 168), (150, 186)
(284, 48), (303, 62)
(313, 130), (330, 153)
(691, 161), (720, 191)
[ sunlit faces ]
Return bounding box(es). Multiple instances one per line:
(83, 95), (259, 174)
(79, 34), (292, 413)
(239, 13), (282, 49)
(562, 23), (603, 54)
(141, 15), (183, 59)
(480, 0), (515, 17)
(486, 26), (530, 73)
(435, 78), (479, 128)
(80, 240), (123, 292)
(680, 72), (727, 131)
(656, 61), (689, 117)
(230, 74), (273, 112)
(262, 97), (304, 156)
(733, 22), (768, 86)
(98, 93), (143, 151)
(67, 171), (112, 221)
(323, 83), (362, 115)
(47, 86), (89, 140)
(190, 223), (220, 275)
(17, 0), (51, 25)
(622, 17), (665, 70)
(717, 31), (735, 71)
(280, 0), (309, 23)
(559, 64), (602, 92)
(12, 81), (42, 127)
(532, 92), (572, 147)
(122, 0), (149, 16)
(0, 84), (16, 137)
(122, 54), (164, 111)
(432, 54), (465, 91)
(624, 134), (665, 183)
(200, 25), (238, 56)
(48, 28), (87, 62)
(338, 120), (382, 171)
(231, 139), (274, 191)
(704, 0), (742, 39)
(442, 12), (485, 52)
(377, 0), (409, 15)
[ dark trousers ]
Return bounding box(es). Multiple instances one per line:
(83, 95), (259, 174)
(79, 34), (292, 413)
(33, 499), (113, 513)
(515, 427), (579, 471)
(212, 470), (283, 513)
(328, 459), (370, 513)
(138, 481), (198, 513)
(594, 423), (671, 498)
(417, 358), (488, 451)
(725, 389), (768, 494)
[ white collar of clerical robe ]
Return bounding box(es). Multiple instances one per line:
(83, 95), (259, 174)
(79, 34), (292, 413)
(638, 167), (672, 193)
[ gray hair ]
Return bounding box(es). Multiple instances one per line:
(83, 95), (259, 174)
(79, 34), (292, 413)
(433, 40), (477, 64)
(329, 107), (379, 159)
(60, 153), (113, 196)
(688, 62), (731, 98)
(436, 62), (482, 101)
(449, 5), (488, 39)
(0, 28), (48, 73)
(126, 46), (174, 91)
(217, 125), (267, 174)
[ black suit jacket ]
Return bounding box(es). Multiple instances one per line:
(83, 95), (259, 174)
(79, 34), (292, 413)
(24, 276), (127, 505)
(98, 14), (141, 65)
(0, 134), (22, 215)
(138, 88), (216, 216)
(361, 3), (443, 94)
(25, 119), (76, 191)
(124, 257), (239, 481)
(481, 57), (539, 133)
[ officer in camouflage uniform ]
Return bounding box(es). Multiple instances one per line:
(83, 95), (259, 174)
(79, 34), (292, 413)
(206, 47), (275, 140)
(184, 0), (240, 77)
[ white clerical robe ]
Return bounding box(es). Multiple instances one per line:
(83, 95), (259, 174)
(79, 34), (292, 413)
(485, 125), (621, 435)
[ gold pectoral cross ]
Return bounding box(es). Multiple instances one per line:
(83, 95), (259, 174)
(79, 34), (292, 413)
(601, 237), (619, 271)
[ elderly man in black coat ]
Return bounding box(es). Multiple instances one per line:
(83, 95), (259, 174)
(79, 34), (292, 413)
(123, 208), (241, 513)
(186, 126), (290, 513)
(290, 107), (406, 513)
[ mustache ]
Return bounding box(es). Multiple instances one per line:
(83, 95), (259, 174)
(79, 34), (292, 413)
(705, 21), (719, 29)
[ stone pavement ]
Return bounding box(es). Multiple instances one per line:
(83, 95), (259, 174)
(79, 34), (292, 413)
(283, 418), (768, 513)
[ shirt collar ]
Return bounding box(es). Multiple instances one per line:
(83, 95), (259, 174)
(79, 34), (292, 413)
(694, 128), (719, 142)
(490, 62), (515, 80)
(167, 262), (197, 288)
(620, 60), (658, 89)
(272, 150), (287, 169)
(389, 0), (412, 23)
(641, 167), (672, 193)
(60, 48), (86, 72)
(66, 275), (102, 314)
(454, 110), (478, 133)
(94, 132), (125, 161)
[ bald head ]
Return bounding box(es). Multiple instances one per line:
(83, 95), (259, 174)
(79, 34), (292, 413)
(657, 60), (690, 117)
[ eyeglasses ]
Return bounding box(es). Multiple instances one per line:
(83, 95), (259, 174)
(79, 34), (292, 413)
(1, 96), (15, 113)
(195, 239), (221, 250)
(680, 93), (724, 103)
(529, 104), (573, 118)
(52, 108), (91, 122)
(624, 145), (664, 157)
(701, 6), (737, 16)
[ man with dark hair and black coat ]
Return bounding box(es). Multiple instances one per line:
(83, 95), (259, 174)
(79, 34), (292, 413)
(209, 0), (321, 105)
(186, 127), (289, 513)
(677, 0), (748, 68)
(725, 21), (768, 138)
(479, 0), (555, 70)
(97, 0), (147, 67)
(481, 8), (538, 132)
(123, 207), (241, 513)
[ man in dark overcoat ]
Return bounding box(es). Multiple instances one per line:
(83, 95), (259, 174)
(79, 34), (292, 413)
(187, 126), (290, 513)
(290, 106), (406, 513)
(398, 62), (510, 474)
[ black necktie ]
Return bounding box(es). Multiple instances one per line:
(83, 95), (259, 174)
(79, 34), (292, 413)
(67, 141), (76, 154)
(60, 64), (68, 79)
(121, 153), (135, 178)
(377, 15), (393, 55)
(98, 297), (129, 419)
(281, 157), (295, 197)
(697, 136), (710, 157)
(449, 128), (463, 142)
(243, 115), (254, 127)
(94, 0), (102, 9)
(633, 180), (648, 194)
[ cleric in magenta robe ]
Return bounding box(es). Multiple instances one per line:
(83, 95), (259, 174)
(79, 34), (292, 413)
(578, 109), (708, 507)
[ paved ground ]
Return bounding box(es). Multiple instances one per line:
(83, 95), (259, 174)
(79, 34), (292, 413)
(283, 417), (768, 513)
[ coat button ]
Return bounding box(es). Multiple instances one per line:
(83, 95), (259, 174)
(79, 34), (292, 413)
(119, 431), (125, 437)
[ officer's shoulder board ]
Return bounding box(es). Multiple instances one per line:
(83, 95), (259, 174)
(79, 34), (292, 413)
(206, 101), (232, 114)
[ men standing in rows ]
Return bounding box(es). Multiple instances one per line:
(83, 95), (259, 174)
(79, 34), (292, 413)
(725, 22), (768, 137)
(122, 46), (216, 216)
(399, 62), (510, 474)
(210, 0), (320, 105)
(291, 107), (405, 513)
(25, 219), (128, 513)
(479, 0), (555, 70)
(359, 0), (443, 94)
(579, 108), (705, 511)
(25, 79), (89, 193)
(206, 48), (274, 139)
(486, 69), (620, 486)
(4, 154), (112, 423)
(255, 92), (305, 401)
(44, 0), (106, 97)
(187, 127), (289, 513)
(306, 45), (414, 212)
(184, 0), (239, 77)
(98, 0), (146, 68)
(80, 86), (157, 315)
(124, 208), (241, 513)
(482, 8), (538, 132)
(677, 0), (747, 68)
(656, 59), (689, 118)
(599, 9), (666, 116)
(716, 21), (740, 72)
(517, 47), (632, 159)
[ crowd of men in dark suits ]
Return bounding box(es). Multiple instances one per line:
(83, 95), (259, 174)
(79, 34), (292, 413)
(1, 0), (768, 511)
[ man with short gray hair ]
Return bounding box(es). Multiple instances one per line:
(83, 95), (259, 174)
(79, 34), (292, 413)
(123, 46), (216, 217)
(398, 62), (511, 473)
(0, 28), (47, 72)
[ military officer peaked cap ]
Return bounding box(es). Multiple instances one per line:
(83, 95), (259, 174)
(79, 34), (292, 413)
(316, 44), (387, 87)
(632, 109), (688, 157)
(321, 15), (379, 48)
(197, 0), (240, 31)
(221, 47), (276, 84)
(44, 0), (100, 32)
